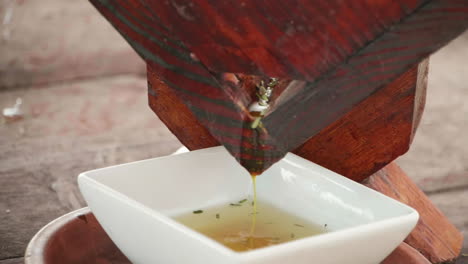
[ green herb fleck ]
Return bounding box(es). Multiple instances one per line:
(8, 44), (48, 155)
(290, 233), (295, 238)
(238, 199), (248, 203)
(230, 203), (241, 206)
(324, 224), (328, 228)
(294, 224), (304, 228)
(193, 210), (203, 214)
(250, 116), (262, 129)
(216, 213), (220, 219)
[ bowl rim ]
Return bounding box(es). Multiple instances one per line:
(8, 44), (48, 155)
(24, 207), (92, 264)
(78, 146), (420, 258)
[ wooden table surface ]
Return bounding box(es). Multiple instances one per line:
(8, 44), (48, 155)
(0, 20), (467, 264)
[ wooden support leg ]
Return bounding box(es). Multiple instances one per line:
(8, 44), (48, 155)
(382, 243), (431, 264)
(365, 163), (463, 263)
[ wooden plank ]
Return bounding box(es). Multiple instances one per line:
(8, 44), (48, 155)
(147, 58), (427, 180)
(382, 243), (431, 264)
(262, 0), (468, 164)
(147, 66), (219, 150)
(365, 163), (463, 263)
(90, 0), (468, 174)
(0, 74), (465, 262)
(429, 189), (468, 239)
(429, 189), (468, 264)
(0, 0), (145, 90)
(141, 0), (455, 81)
(0, 76), (182, 259)
(293, 61), (426, 181)
(0, 258), (24, 264)
(411, 59), (429, 141)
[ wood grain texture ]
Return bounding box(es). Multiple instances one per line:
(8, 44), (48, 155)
(147, 65), (219, 149)
(90, 0), (285, 173)
(90, 0), (468, 173)
(365, 163), (464, 263)
(262, 0), (468, 158)
(142, 0), (425, 80)
(382, 243), (431, 264)
(429, 189), (468, 239)
(0, 76), (182, 259)
(148, 59), (429, 181)
(411, 59), (429, 141)
(430, 189), (468, 264)
(0, 258), (24, 264)
(0, 75), (465, 262)
(293, 61), (428, 181)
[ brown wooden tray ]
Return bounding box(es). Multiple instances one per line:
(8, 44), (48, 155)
(25, 207), (433, 264)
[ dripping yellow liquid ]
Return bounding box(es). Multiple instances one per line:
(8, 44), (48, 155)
(249, 173), (258, 245)
(174, 174), (326, 252)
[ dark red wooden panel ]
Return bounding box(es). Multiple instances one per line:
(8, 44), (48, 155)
(91, 0), (286, 173)
(90, 0), (468, 173)
(263, 0), (468, 160)
(147, 61), (428, 181)
(144, 0), (424, 80)
(293, 63), (425, 182)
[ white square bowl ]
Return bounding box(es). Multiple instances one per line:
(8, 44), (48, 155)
(78, 146), (419, 264)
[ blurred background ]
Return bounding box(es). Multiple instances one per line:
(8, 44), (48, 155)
(0, 0), (467, 263)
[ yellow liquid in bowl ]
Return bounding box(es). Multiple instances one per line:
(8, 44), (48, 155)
(174, 199), (326, 252)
